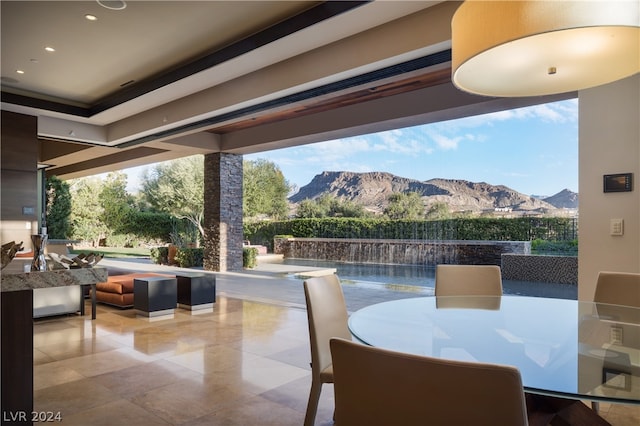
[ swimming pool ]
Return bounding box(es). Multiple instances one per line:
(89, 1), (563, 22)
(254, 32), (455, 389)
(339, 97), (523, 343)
(281, 258), (577, 300)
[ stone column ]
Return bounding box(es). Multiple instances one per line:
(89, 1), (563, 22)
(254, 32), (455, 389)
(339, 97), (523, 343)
(203, 153), (243, 271)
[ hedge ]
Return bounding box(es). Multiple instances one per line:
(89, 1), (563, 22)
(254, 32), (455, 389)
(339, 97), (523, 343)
(243, 217), (578, 250)
(120, 211), (173, 241)
(150, 246), (260, 268)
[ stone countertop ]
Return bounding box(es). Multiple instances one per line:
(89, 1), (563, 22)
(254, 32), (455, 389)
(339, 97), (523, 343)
(0, 267), (107, 292)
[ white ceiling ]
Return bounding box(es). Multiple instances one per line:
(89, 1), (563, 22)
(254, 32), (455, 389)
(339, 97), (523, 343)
(2, 1), (570, 179)
(1, 1), (439, 129)
(2, 1), (329, 105)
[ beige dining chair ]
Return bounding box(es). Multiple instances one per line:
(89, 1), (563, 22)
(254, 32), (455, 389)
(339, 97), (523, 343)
(329, 337), (529, 426)
(435, 264), (503, 296)
(303, 274), (352, 426)
(594, 271), (640, 307)
(592, 271), (640, 413)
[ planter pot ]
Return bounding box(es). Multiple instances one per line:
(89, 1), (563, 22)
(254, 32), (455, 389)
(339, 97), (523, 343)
(168, 244), (178, 265)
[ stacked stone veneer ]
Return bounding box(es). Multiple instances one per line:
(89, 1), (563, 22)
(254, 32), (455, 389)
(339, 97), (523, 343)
(274, 237), (530, 266)
(502, 254), (578, 284)
(203, 153), (243, 272)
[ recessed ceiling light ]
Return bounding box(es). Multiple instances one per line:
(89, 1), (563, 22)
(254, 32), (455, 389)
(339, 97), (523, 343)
(97, 1), (126, 11)
(16, 70), (25, 74)
(85, 14), (98, 21)
(45, 46), (55, 52)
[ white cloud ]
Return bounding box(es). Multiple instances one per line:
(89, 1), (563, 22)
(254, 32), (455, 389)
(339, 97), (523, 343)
(429, 99), (578, 133)
(431, 132), (462, 150)
(502, 171), (530, 178)
(483, 99), (578, 124)
(416, 98), (577, 152)
(309, 138), (371, 159)
(368, 129), (433, 156)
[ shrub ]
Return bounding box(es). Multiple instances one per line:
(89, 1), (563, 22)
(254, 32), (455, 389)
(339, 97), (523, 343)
(531, 239), (578, 256)
(105, 233), (137, 248)
(243, 247), (258, 269)
(150, 246), (169, 265)
(174, 247), (204, 268)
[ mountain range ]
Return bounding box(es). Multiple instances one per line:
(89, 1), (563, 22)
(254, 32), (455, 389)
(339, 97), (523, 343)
(288, 171), (578, 215)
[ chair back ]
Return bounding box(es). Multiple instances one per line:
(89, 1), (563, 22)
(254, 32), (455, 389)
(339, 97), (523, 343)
(435, 264), (502, 296)
(303, 274), (351, 377)
(594, 271), (640, 307)
(330, 338), (528, 426)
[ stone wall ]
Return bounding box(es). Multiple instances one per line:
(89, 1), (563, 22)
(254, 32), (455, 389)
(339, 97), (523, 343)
(501, 254), (578, 284)
(274, 237), (530, 266)
(203, 153), (243, 272)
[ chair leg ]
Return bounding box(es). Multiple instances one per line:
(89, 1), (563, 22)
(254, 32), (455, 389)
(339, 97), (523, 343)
(591, 401), (599, 413)
(304, 380), (322, 426)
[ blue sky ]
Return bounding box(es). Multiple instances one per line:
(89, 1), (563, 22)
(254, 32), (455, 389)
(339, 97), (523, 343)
(244, 98), (578, 197)
(126, 98), (578, 197)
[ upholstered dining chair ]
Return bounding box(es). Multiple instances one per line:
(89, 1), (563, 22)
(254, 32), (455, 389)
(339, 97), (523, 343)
(435, 264), (503, 296)
(303, 274), (351, 426)
(592, 271), (640, 413)
(329, 337), (529, 426)
(594, 271), (640, 308)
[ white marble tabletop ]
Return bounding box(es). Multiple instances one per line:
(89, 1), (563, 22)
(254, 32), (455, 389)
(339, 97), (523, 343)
(1, 267), (107, 292)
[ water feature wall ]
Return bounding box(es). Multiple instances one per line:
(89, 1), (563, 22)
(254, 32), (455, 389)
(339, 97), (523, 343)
(501, 254), (577, 284)
(274, 237), (530, 266)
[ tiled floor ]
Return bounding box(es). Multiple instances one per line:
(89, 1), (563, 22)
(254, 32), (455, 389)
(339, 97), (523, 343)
(32, 260), (639, 425)
(34, 297), (336, 425)
(33, 296), (640, 426)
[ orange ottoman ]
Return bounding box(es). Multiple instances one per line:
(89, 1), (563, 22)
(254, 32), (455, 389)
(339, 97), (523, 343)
(96, 273), (174, 308)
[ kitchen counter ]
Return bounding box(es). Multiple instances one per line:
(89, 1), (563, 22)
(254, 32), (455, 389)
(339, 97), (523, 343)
(1, 266), (107, 292)
(1, 267), (107, 425)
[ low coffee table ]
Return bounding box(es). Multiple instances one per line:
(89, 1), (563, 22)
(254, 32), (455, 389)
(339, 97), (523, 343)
(133, 276), (177, 318)
(176, 273), (216, 312)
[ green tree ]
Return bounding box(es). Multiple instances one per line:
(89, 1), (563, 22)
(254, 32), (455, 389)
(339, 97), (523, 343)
(295, 194), (370, 218)
(296, 198), (327, 218)
(99, 171), (133, 234)
(295, 194), (335, 218)
(45, 176), (72, 239)
(332, 199), (369, 218)
(140, 155), (204, 242)
(425, 202), (451, 220)
(69, 177), (108, 246)
(243, 159), (290, 219)
(383, 192), (425, 220)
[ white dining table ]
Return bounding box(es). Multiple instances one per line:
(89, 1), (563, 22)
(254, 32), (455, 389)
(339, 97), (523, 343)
(348, 296), (640, 425)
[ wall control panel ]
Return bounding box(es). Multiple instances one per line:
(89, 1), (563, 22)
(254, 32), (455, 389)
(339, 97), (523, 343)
(603, 173), (633, 192)
(610, 218), (624, 236)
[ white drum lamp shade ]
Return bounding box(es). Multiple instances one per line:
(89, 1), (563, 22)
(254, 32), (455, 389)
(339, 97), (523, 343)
(452, 1), (640, 97)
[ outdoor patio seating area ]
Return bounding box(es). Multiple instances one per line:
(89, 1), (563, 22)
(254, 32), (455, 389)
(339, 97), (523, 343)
(31, 266), (640, 425)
